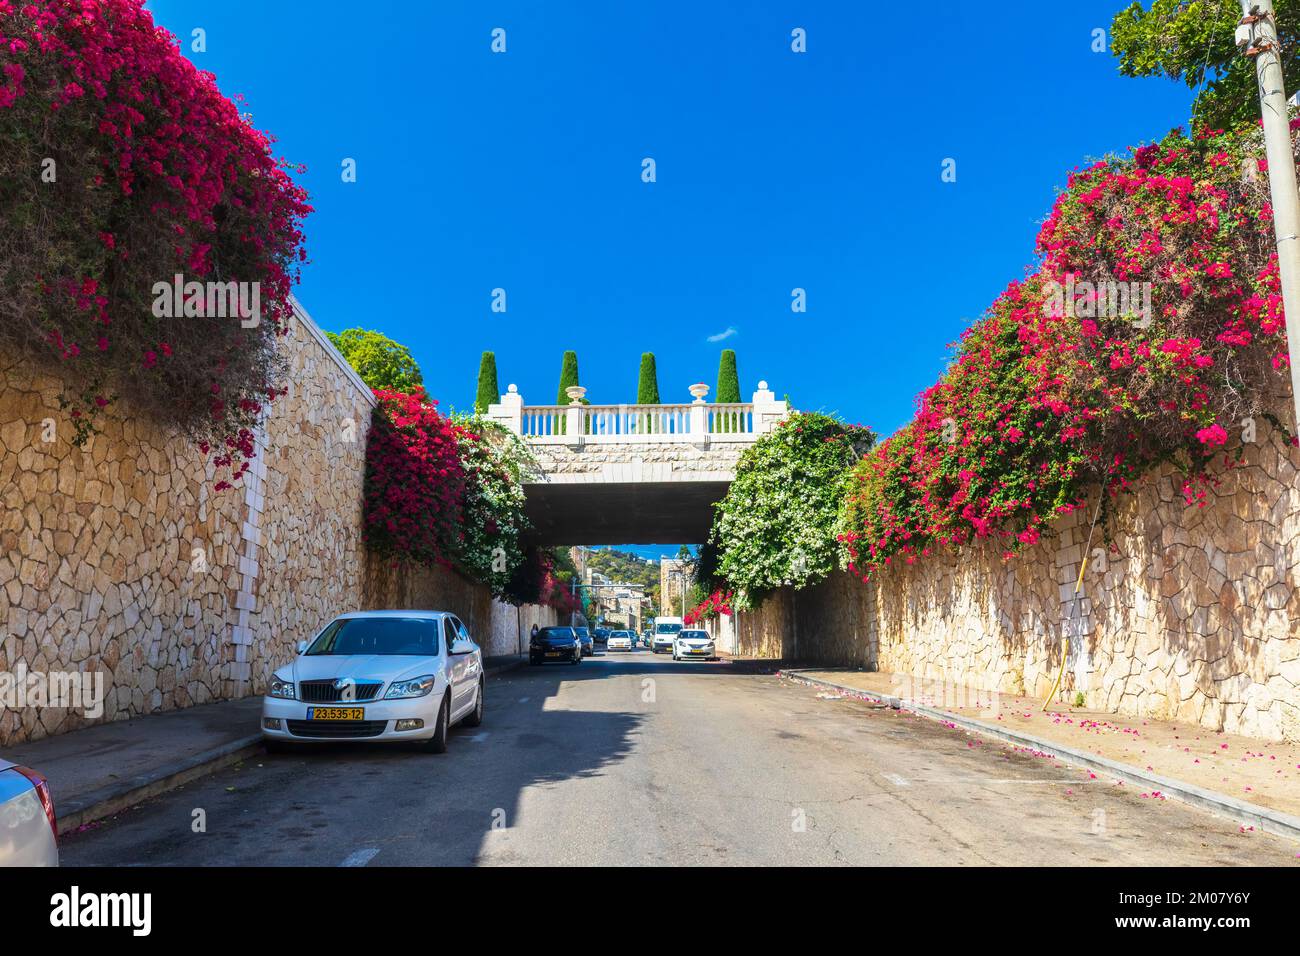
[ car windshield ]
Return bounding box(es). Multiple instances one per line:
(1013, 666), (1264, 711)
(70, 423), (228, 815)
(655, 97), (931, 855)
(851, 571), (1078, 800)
(680, 631), (709, 640)
(538, 627), (572, 640)
(656, 623), (682, 634)
(574, 628), (590, 637)
(306, 617), (442, 656)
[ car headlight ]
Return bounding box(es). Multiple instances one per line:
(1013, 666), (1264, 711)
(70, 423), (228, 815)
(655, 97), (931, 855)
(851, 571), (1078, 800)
(385, 675), (437, 699)
(269, 675), (296, 699)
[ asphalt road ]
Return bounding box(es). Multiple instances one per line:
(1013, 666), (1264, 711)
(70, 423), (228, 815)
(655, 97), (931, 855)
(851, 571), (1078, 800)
(61, 651), (1300, 866)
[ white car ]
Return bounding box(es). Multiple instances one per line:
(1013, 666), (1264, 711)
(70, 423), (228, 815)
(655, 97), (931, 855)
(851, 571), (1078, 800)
(0, 758), (58, 866)
(262, 610), (484, 754)
(607, 630), (633, 651)
(672, 628), (717, 661)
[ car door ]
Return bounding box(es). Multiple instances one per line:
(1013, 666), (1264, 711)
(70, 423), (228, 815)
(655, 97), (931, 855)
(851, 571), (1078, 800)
(450, 616), (481, 717)
(442, 616), (466, 716)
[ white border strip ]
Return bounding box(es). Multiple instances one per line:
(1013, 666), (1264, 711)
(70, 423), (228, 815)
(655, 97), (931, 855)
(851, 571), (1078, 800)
(289, 295), (378, 409)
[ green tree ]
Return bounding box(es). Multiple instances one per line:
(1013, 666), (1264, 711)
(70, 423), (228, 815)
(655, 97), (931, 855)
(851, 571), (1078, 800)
(634, 353), (661, 434)
(556, 350), (581, 404)
(326, 328), (424, 393)
(708, 412), (876, 609)
(1109, 0), (1299, 130)
(474, 351), (499, 414)
(715, 349), (741, 432)
(637, 353), (660, 403)
(716, 349), (740, 402)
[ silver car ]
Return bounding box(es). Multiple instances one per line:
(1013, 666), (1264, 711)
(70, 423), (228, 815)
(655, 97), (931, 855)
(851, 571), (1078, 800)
(262, 610), (485, 753)
(0, 758), (58, 866)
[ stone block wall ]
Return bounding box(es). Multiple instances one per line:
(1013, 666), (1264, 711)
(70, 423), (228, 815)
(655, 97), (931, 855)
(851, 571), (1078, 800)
(0, 300), (554, 747)
(736, 427), (1300, 742)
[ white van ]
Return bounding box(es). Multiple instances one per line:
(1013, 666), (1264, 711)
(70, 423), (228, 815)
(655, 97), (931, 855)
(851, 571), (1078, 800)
(652, 616), (684, 654)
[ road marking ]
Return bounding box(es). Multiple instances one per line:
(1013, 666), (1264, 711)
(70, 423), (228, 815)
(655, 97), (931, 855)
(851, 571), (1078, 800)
(339, 847), (380, 867)
(518, 697), (529, 703)
(469, 732), (490, 742)
(882, 773), (910, 787)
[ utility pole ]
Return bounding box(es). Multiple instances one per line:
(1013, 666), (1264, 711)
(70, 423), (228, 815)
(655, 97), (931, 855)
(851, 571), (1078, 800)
(1239, 0), (1300, 428)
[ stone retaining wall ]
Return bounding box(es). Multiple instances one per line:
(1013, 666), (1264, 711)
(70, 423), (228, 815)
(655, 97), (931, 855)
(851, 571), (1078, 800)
(0, 300), (552, 747)
(736, 423), (1300, 742)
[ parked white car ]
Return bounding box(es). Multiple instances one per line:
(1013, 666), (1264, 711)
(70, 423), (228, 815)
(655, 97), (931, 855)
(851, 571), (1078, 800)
(0, 758), (58, 867)
(262, 610), (484, 754)
(672, 628), (717, 662)
(607, 630), (634, 651)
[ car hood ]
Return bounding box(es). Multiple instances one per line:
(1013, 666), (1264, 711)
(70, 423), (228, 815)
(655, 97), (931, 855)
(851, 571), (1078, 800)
(285, 655), (440, 683)
(677, 637), (712, 645)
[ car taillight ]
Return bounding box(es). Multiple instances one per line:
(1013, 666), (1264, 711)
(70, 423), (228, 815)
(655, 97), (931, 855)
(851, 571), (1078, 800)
(14, 765), (57, 843)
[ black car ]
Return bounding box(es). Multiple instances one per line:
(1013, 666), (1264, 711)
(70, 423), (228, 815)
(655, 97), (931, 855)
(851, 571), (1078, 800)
(573, 626), (595, 656)
(592, 628), (611, 647)
(530, 626), (582, 665)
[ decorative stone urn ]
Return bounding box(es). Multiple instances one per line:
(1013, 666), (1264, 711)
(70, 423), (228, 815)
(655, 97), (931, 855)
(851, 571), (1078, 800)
(689, 383), (709, 404)
(565, 385), (587, 402)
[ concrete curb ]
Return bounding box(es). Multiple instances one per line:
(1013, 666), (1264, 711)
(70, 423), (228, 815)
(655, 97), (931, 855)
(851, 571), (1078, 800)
(62, 658), (531, 835)
(58, 735), (263, 836)
(779, 668), (1300, 845)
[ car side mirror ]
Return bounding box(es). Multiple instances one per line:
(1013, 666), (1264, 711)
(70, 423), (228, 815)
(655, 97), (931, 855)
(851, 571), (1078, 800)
(450, 638), (475, 656)
(296, 640), (309, 654)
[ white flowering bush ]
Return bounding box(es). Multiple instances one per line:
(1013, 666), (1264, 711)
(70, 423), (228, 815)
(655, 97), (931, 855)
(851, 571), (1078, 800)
(708, 412), (875, 609)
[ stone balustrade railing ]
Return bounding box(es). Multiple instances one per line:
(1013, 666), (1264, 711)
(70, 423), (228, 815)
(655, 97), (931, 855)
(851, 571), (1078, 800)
(488, 382), (790, 447)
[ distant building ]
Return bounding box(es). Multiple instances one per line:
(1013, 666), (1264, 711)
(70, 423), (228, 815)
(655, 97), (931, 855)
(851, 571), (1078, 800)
(660, 558), (688, 616)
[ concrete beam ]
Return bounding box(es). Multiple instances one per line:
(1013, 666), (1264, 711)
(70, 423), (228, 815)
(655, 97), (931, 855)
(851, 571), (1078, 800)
(523, 481), (727, 545)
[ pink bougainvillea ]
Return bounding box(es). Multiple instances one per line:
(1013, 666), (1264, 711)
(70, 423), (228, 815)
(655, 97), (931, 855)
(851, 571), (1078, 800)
(841, 123), (1293, 579)
(684, 589), (733, 625)
(1, 0), (311, 487)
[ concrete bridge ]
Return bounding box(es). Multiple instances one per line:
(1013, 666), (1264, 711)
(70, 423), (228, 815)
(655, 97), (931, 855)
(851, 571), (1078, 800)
(487, 382), (791, 544)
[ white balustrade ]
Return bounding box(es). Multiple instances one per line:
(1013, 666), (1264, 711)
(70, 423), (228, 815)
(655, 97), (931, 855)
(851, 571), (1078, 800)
(487, 384), (787, 446)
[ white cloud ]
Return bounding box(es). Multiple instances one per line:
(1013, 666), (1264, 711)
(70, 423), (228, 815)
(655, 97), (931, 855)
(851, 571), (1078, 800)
(706, 326), (737, 343)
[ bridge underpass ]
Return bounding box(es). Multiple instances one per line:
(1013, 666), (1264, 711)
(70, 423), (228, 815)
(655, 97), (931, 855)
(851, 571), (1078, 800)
(487, 380), (792, 545)
(523, 481), (729, 545)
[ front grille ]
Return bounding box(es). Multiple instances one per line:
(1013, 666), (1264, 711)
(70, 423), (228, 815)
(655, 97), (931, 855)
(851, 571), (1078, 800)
(286, 720), (388, 738)
(299, 680), (383, 703)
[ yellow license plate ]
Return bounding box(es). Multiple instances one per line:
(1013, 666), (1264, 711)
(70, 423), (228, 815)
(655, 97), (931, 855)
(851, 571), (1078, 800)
(307, 707), (364, 720)
(546, 651), (563, 657)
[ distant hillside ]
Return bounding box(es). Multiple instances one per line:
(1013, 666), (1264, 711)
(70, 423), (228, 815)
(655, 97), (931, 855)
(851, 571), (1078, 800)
(585, 547), (661, 612)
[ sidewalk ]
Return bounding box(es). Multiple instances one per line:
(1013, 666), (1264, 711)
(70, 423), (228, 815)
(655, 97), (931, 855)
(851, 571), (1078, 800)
(783, 668), (1300, 839)
(2, 655), (528, 836)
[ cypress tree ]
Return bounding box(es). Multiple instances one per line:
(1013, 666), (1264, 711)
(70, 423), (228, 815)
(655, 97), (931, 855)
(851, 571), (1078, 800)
(636, 353), (660, 404)
(474, 351), (499, 414)
(716, 349), (740, 402)
(716, 349), (740, 431)
(556, 351), (580, 404)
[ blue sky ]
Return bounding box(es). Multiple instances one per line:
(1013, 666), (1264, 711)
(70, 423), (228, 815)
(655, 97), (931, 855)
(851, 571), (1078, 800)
(148, 1), (1196, 561)
(145, 0), (1197, 442)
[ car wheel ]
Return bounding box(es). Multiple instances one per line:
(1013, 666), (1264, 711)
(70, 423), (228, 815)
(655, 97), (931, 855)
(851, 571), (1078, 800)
(530, 655), (540, 666)
(421, 693), (450, 753)
(463, 678), (484, 727)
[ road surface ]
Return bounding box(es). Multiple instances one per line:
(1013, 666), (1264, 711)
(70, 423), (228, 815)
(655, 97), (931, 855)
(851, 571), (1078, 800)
(61, 652), (1300, 866)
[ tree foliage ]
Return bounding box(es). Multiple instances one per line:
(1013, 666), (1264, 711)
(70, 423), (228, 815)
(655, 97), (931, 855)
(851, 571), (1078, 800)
(474, 351), (499, 414)
(708, 412), (876, 608)
(326, 328), (423, 394)
(716, 349), (741, 402)
(637, 352), (661, 404)
(1109, 0), (1300, 129)
(556, 350), (581, 404)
